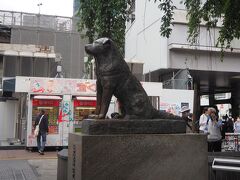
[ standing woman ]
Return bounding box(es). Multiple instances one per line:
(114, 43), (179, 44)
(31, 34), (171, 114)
(234, 117), (240, 133)
(207, 107), (222, 152)
(34, 109), (49, 155)
(199, 107), (209, 134)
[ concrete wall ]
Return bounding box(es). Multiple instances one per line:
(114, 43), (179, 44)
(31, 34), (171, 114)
(11, 27), (86, 78)
(169, 50), (240, 72)
(125, 0), (240, 74)
(0, 100), (18, 140)
(125, 0), (168, 73)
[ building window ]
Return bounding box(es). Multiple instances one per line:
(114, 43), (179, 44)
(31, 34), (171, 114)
(215, 93), (231, 100)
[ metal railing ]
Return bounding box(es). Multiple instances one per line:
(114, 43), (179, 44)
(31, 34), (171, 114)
(163, 78), (192, 90)
(0, 10), (79, 32)
(212, 158), (240, 172)
(209, 156), (240, 180)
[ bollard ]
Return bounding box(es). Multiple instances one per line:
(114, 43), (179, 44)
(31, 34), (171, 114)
(57, 149), (68, 180)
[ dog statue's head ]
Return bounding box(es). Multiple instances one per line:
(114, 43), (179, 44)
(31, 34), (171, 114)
(85, 37), (112, 56)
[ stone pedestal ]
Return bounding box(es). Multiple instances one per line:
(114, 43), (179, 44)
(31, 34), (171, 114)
(68, 133), (208, 180)
(82, 119), (186, 135)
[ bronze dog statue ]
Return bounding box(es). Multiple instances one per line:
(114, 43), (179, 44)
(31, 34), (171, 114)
(85, 37), (181, 120)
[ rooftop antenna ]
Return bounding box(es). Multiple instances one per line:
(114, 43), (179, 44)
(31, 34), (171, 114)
(37, 2), (43, 14)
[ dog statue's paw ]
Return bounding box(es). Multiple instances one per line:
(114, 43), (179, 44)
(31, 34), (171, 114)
(98, 114), (105, 119)
(88, 114), (99, 119)
(88, 114), (105, 119)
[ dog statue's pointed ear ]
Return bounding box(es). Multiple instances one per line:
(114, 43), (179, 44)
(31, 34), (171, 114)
(102, 38), (111, 45)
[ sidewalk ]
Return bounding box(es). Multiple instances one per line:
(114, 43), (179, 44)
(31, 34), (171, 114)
(0, 150), (58, 180)
(0, 149), (57, 160)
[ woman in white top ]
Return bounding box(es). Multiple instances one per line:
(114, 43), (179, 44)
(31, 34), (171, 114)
(199, 107), (209, 134)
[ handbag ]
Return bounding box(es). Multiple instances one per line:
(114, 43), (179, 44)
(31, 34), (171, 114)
(34, 115), (44, 137)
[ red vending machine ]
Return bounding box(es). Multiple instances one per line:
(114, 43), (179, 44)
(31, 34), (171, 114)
(73, 96), (96, 132)
(27, 95), (62, 147)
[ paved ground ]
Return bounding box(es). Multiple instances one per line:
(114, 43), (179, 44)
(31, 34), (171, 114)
(0, 150), (58, 180)
(0, 150), (57, 160)
(29, 159), (57, 180)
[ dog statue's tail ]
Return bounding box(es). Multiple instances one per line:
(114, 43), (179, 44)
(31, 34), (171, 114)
(152, 109), (183, 120)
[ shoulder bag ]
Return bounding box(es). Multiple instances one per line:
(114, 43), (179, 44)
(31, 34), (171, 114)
(34, 115), (44, 137)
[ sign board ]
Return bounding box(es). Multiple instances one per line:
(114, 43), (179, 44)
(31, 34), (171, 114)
(14, 76), (96, 96)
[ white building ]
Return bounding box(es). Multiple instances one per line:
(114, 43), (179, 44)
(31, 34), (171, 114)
(125, 0), (240, 117)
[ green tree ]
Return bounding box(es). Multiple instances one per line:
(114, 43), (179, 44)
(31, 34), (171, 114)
(77, 0), (130, 52)
(153, 0), (240, 51)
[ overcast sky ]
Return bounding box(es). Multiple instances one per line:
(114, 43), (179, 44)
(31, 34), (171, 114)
(0, 0), (73, 17)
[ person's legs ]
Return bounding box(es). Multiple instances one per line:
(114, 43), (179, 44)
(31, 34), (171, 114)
(213, 140), (222, 152)
(40, 132), (47, 152)
(37, 133), (41, 152)
(208, 141), (214, 152)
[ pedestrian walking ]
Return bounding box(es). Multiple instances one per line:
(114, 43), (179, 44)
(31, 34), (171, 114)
(34, 109), (48, 155)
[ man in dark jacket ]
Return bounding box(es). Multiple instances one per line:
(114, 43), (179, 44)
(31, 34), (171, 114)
(35, 109), (48, 155)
